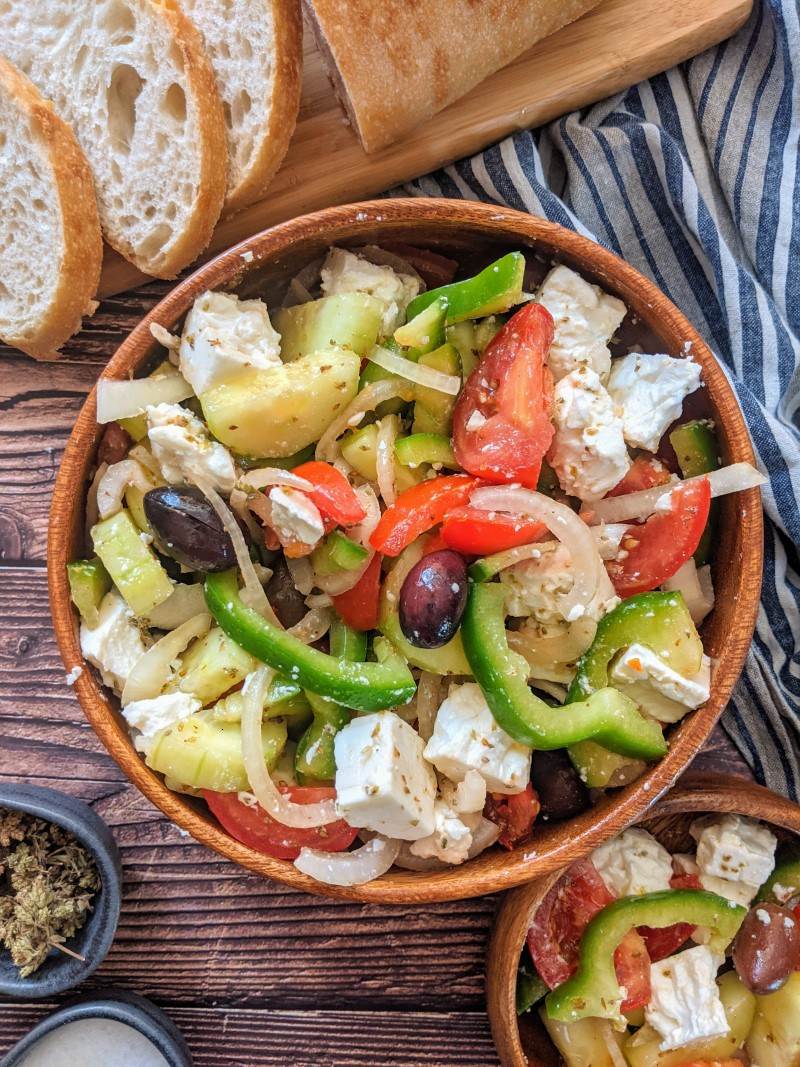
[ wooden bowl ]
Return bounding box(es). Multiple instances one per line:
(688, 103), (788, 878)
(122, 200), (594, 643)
(486, 776), (800, 1067)
(48, 198), (763, 902)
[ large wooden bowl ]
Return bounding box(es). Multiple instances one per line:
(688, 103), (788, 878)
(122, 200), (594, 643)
(486, 777), (800, 1067)
(49, 199), (763, 902)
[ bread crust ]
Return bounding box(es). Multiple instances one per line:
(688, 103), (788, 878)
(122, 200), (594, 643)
(223, 0), (303, 215)
(142, 0), (228, 277)
(0, 56), (102, 360)
(304, 0), (603, 153)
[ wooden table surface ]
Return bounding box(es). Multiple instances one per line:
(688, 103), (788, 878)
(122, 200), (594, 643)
(0, 285), (755, 1066)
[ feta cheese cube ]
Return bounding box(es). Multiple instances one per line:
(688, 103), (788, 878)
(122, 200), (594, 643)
(321, 248), (420, 335)
(591, 828), (673, 897)
(645, 945), (728, 1051)
(423, 683), (532, 794)
(674, 850), (761, 909)
(79, 591), (147, 693)
(537, 265), (627, 381)
(691, 814), (777, 887)
(334, 712), (436, 840)
(592, 523), (632, 561)
(179, 290), (282, 396)
(268, 486), (325, 547)
(122, 692), (201, 736)
(409, 797), (478, 866)
(548, 366), (631, 501)
(146, 403), (236, 493)
(606, 352), (703, 453)
(610, 644), (711, 724)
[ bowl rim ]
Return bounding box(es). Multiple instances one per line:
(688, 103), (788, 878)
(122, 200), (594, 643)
(47, 197), (764, 903)
(485, 775), (800, 1067)
(0, 784), (122, 998)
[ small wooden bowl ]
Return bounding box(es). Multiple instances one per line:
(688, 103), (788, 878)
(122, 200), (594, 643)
(49, 199), (763, 902)
(486, 776), (800, 1067)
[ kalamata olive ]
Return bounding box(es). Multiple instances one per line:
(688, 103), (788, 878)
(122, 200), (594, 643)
(143, 486), (236, 572)
(399, 550), (468, 649)
(97, 422), (132, 465)
(265, 556), (308, 628)
(733, 902), (800, 994)
(530, 749), (589, 822)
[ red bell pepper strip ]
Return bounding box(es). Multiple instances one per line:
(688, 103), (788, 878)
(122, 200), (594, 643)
(440, 506), (547, 555)
(369, 474), (481, 557)
(332, 554), (382, 631)
(292, 460), (366, 528)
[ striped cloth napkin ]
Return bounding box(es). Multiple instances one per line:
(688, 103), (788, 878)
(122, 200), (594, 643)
(397, 0), (800, 798)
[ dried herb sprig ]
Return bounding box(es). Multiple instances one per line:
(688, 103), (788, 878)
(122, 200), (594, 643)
(0, 807), (101, 977)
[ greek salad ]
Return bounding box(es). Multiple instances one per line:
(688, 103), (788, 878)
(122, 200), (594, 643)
(67, 242), (765, 887)
(517, 815), (800, 1067)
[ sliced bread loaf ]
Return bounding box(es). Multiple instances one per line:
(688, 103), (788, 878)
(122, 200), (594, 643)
(0, 56), (102, 359)
(0, 0), (228, 279)
(180, 0), (302, 214)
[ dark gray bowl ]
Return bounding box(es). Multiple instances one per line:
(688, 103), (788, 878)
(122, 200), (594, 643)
(0, 784), (122, 998)
(1, 989), (192, 1066)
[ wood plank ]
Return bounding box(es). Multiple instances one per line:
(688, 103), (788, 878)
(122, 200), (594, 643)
(98, 0), (752, 297)
(0, 1007), (500, 1066)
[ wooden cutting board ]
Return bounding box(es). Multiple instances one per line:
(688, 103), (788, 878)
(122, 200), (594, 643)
(99, 0), (752, 298)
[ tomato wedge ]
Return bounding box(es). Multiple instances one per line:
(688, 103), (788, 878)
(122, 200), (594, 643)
(440, 506), (546, 555)
(332, 553), (382, 631)
(292, 460), (366, 527)
(485, 784), (540, 849)
(527, 858), (651, 1009)
(369, 474), (480, 557)
(639, 868), (701, 960)
(203, 787), (358, 860)
(452, 302), (555, 488)
(608, 456), (672, 497)
(606, 477), (712, 597)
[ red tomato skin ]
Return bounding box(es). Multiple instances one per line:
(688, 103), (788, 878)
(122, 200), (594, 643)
(608, 456), (672, 497)
(203, 787), (358, 860)
(616, 929), (652, 1011)
(292, 460), (366, 527)
(369, 474), (481, 557)
(332, 554), (382, 631)
(453, 302), (555, 489)
(485, 784), (540, 850)
(440, 507), (547, 555)
(606, 477), (712, 597)
(638, 870), (700, 959)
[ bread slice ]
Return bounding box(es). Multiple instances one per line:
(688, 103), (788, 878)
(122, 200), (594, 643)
(180, 0), (302, 214)
(304, 0), (603, 153)
(0, 56), (102, 359)
(0, 0), (228, 279)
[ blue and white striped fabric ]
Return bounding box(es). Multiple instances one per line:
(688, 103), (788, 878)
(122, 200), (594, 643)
(398, 0), (800, 798)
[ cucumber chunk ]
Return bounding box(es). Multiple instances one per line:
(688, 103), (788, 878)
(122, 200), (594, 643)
(274, 292), (384, 361)
(67, 558), (111, 628)
(311, 530), (369, 576)
(394, 296), (446, 352)
(412, 343), (460, 435)
(91, 509), (173, 617)
(174, 626), (257, 706)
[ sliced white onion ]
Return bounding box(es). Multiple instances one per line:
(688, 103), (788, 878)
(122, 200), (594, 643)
(145, 583), (208, 630)
(315, 378), (414, 463)
(288, 606), (333, 644)
(193, 476), (281, 627)
(121, 614), (210, 706)
(663, 558), (715, 625)
(294, 835), (400, 886)
(127, 444), (162, 480)
(281, 256), (324, 308)
(590, 463), (766, 524)
(367, 346), (460, 396)
(392, 845), (449, 872)
(376, 415), (398, 506)
(599, 1022), (628, 1067)
(241, 667), (338, 828)
(529, 679), (569, 703)
(305, 592), (333, 609)
(96, 374), (193, 423)
(85, 461), (109, 542)
(313, 484), (380, 596)
(96, 458), (153, 520)
(416, 673), (442, 742)
(471, 486), (601, 620)
(149, 322), (180, 351)
(240, 468), (313, 492)
(229, 487), (263, 543)
(352, 484), (381, 546)
(286, 555), (315, 596)
(467, 817), (502, 859)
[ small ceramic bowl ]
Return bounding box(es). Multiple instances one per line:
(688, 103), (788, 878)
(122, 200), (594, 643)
(48, 198), (763, 902)
(0, 784), (122, 998)
(485, 776), (800, 1067)
(1, 989), (192, 1066)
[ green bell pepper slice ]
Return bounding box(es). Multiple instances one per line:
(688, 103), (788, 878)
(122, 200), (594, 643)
(546, 889), (747, 1026)
(461, 583), (667, 758)
(204, 570), (415, 711)
(567, 591), (703, 787)
(294, 620), (367, 783)
(394, 433), (458, 470)
(394, 296), (447, 351)
(405, 252), (526, 325)
(756, 852), (800, 904)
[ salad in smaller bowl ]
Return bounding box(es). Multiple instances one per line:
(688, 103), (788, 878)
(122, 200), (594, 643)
(60, 213), (764, 894)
